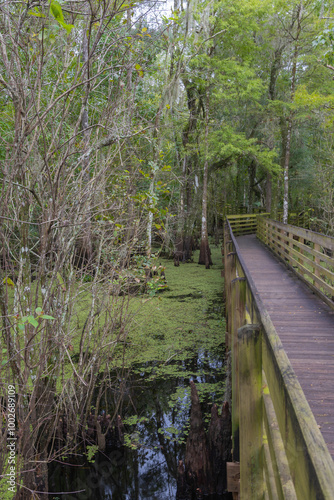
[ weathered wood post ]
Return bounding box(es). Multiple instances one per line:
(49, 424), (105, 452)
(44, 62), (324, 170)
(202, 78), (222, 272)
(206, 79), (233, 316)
(269, 220), (274, 252)
(224, 222), (236, 351)
(313, 242), (321, 290)
(287, 231), (292, 262)
(230, 276), (246, 463)
(238, 323), (263, 499)
(256, 215), (261, 242)
(298, 235), (303, 266)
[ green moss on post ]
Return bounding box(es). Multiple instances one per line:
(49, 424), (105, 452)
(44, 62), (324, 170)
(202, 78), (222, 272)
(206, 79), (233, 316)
(231, 277), (246, 463)
(225, 251), (236, 350)
(238, 323), (264, 499)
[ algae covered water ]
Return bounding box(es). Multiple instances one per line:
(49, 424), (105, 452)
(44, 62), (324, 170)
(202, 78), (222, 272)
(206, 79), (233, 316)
(49, 245), (228, 499)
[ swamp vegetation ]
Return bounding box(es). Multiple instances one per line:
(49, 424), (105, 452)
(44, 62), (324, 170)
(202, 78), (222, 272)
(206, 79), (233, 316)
(48, 246), (229, 500)
(1, 245), (229, 499)
(2, 0), (334, 498)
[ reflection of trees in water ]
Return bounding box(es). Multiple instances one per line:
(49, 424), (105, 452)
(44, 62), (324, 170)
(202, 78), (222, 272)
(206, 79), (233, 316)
(128, 372), (183, 495)
(49, 343), (227, 499)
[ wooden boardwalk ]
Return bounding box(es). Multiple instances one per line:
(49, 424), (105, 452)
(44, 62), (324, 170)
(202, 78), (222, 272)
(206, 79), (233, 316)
(237, 234), (334, 459)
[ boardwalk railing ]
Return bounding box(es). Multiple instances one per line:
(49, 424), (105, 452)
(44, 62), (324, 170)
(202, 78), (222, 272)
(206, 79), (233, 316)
(220, 208), (315, 231)
(227, 213), (270, 236)
(257, 217), (334, 311)
(224, 218), (334, 499)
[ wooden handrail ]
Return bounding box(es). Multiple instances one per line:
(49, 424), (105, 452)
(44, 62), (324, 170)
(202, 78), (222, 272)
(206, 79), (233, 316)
(224, 219), (334, 499)
(226, 213), (270, 236)
(257, 217), (334, 311)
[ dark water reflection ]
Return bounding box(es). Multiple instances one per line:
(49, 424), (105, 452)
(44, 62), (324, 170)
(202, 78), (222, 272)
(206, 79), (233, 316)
(49, 291), (229, 499)
(49, 446), (177, 499)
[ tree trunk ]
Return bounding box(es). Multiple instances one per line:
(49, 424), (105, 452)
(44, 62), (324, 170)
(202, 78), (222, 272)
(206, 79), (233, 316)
(282, 2), (303, 224)
(146, 173), (156, 257)
(185, 381), (213, 496)
(176, 460), (190, 500)
(198, 87), (212, 268)
(283, 116), (292, 224)
(79, 19), (93, 265)
(266, 173), (272, 213)
(178, 81), (201, 261)
(208, 402), (232, 494)
(267, 45), (284, 217)
(248, 159), (256, 213)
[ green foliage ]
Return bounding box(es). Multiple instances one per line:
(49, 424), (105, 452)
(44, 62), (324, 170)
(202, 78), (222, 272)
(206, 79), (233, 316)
(123, 245), (225, 375)
(85, 444), (99, 463)
(15, 308), (55, 333)
(49, 0), (74, 35)
(2, 0), (334, 491)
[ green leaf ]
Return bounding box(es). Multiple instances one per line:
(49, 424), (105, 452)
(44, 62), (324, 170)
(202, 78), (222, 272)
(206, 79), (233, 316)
(58, 20), (74, 35)
(50, 0), (64, 23)
(21, 316), (28, 323)
(28, 316), (39, 328)
(35, 307), (43, 315)
(40, 315), (55, 320)
(3, 277), (14, 287)
(50, 0), (74, 34)
(28, 8), (46, 18)
(18, 324), (25, 331)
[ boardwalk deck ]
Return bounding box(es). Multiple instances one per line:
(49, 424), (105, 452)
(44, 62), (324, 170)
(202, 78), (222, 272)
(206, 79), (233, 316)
(237, 233), (334, 459)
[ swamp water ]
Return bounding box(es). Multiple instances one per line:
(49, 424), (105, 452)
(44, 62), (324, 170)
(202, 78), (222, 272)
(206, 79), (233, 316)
(49, 246), (230, 499)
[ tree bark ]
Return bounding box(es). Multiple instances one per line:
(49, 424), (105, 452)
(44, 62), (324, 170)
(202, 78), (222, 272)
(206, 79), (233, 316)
(78, 17), (93, 265)
(282, 2), (303, 224)
(185, 381), (213, 495)
(198, 87), (212, 268)
(266, 173), (272, 213)
(248, 159), (256, 213)
(208, 402), (232, 494)
(178, 80), (201, 261)
(283, 116), (292, 224)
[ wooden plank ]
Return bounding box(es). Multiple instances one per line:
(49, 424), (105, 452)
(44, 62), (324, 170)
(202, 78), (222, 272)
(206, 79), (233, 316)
(257, 223), (334, 310)
(227, 462), (240, 494)
(232, 233), (334, 499)
(263, 434), (280, 500)
(230, 219), (258, 225)
(264, 225), (334, 285)
(264, 218), (334, 252)
(262, 372), (297, 500)
(261, 306), (334, 500)
(228, 213), (269, 220)
(231, 277), (247, 462)
(238, 324), (264, 499)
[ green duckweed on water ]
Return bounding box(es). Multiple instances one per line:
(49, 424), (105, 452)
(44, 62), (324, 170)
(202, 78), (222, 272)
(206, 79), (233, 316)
(47, 244), (227, 499)
(123, 243), (227, 406)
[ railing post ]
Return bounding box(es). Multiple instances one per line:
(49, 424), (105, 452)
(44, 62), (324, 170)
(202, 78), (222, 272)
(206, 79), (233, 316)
(238, 323), (263, 499)
(269, 220), (273, 251)
(256, 216), (262, 242)
(287, 231), (292, 262)
(230, 276), (246, 463)
(314, 242), (320, 290)
(225, 240), (236, 350)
